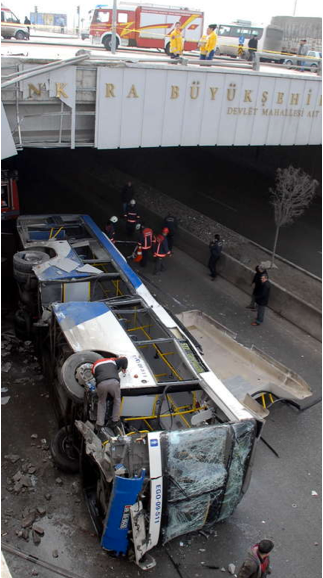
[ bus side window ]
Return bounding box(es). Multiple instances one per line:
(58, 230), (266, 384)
(219, 25), (230, 36)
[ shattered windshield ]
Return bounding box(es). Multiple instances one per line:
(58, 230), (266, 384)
(162, 420), (256, 543)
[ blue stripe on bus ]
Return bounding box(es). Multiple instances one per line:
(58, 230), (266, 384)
(53, 301), (109, 327)
(82, 215), (142, 291)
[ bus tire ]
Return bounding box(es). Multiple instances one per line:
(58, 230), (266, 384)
(103, 35), (119, 51)
(14, 308), (32, 341)
(13, 269), (38, 288)
(165, 42), (171, 55)
(50, 426), (80, 473)
(13, 250), (50, 273)
(60, 351), (103, 403)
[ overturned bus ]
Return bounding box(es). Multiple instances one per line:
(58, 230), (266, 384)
(13, 213), (263, 569)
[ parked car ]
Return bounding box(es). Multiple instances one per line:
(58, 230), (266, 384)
(1, 5), (29, 40)
(284, 50), (322, 72)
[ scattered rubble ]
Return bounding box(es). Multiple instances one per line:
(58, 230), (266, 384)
(55, 477), (63, 485)
(4, 454), (20, 463)
(52, 549), (59, 558)
(2, 362), (12, 373)
(36, 506), (46, 516)
(32, 524), (45, 536)
(32, 529), (41, 545)
(21, 511), (36, 528)
(228, 563), (236, 575)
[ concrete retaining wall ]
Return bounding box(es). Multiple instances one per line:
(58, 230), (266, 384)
(139, 205), (322, 342)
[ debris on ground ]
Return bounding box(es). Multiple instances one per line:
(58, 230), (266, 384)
(2, 362), (12, 373)
(228, 563), (236, 574)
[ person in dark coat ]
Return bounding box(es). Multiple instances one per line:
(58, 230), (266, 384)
(92, 356), (128, 435)
(162, 213), (178, 251)
(251, 274), (270, 326)
(248, 34), (258, 61)
(208, 234), (222, 280)
(121, 181), (135, 215)
(247, 264), (268, 310)
(237, 539), (274, 578)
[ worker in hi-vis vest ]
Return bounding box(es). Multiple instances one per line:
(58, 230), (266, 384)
(199, 34), (207, 60)
(169, 21), (183, 58)
(205, 24), (217, 60)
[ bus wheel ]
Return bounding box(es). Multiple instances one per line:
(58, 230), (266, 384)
(60, 351), (103, 403)
(51, 426), (80, 473)
(165, 42), (171, 55)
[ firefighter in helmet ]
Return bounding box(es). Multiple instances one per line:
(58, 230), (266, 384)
(153, 229), (170, 274)
(105, 216), (118, 243)
(124, 199), (140, 237)
(138, 222), (154, 268)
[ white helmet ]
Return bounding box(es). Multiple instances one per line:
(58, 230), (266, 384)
(135, 223), (141, 230)
(110, 216), (118, 223)
(129, 199), (136, 206)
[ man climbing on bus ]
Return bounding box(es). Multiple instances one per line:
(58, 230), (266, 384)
(92, 355), (128, 436)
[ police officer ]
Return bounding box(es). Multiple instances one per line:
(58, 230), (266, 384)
(162, 213), (178, 252)
(153, 231), (170, 275)
(124, 199), (140, 237)
(208, 234), (222, 279)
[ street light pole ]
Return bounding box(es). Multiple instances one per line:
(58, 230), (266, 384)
(111, 0), (117, 53)
(293, 0), (297, 16)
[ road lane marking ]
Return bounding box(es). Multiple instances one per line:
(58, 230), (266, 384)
(199, 192), (238, 212)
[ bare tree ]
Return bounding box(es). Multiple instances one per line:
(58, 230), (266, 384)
(270, 165), (318, 266)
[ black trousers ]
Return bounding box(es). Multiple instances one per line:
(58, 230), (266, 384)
(167, 234), (174, 251)
(208, 256), (219, 278)
(140, 249), (150, 267)
(126, 222), (136, 237)
(154, 257), (166, 274)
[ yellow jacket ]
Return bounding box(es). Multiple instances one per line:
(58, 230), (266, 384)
(205, 30), (217, 53)
(169, 28), (183, 55)
(199, 34), (207, 55)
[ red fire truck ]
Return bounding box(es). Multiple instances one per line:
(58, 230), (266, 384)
(87, 2), (204, 53)
(1, 170), (20, 220)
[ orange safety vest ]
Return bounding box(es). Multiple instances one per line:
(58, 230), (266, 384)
(153, 234), (170, 258)
(139, 227), (154, 250)
(125, 209), (140, 223)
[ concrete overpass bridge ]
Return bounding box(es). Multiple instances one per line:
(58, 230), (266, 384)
(1, 50), (322, 158)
